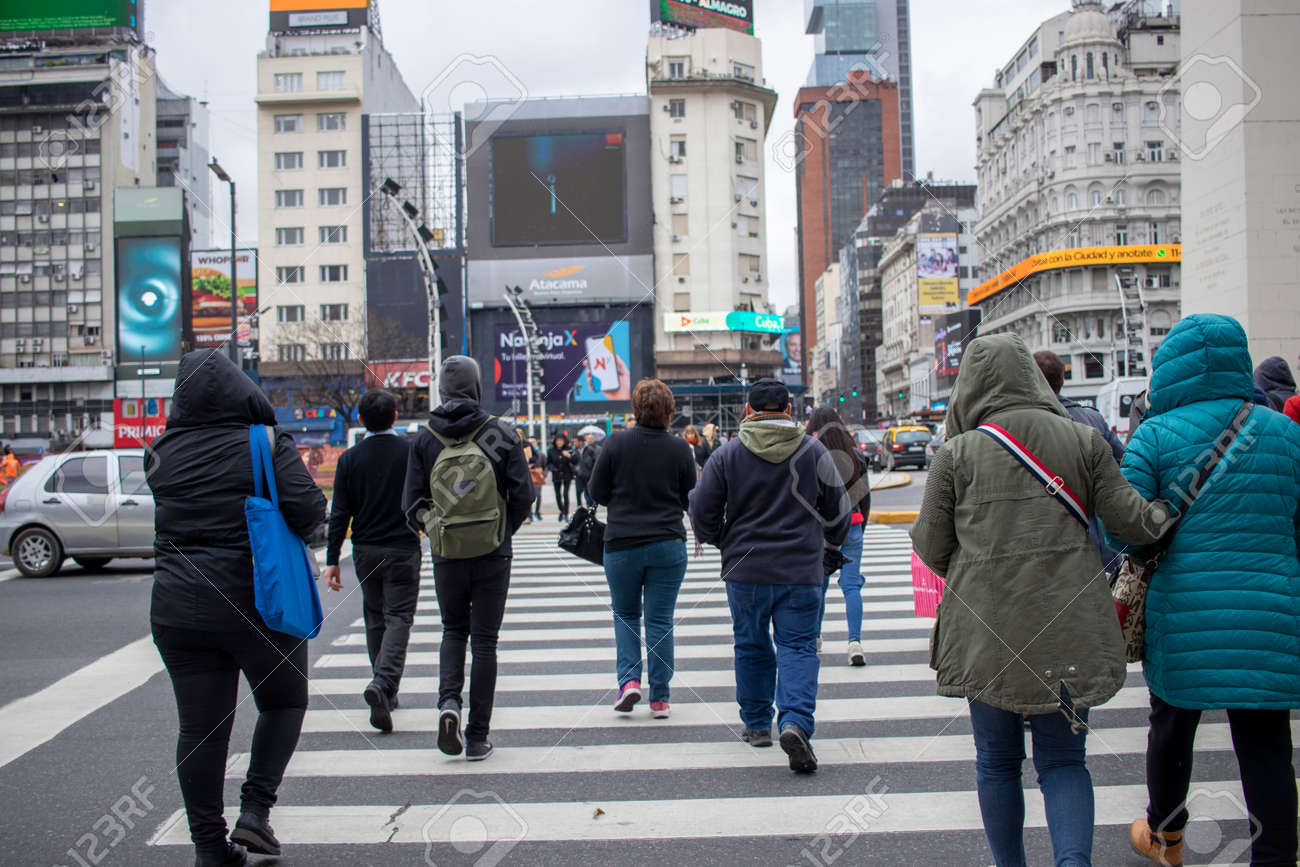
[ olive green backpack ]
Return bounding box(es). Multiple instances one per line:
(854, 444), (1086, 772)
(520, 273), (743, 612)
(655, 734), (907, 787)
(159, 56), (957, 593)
(422, 419), (507, 558)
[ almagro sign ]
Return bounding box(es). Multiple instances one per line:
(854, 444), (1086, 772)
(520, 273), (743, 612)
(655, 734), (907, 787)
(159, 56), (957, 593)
(968, 244), (1181, 305)
(664, 311), (784, 334)
(652, 0), (754, 34)
(468, 255), (654, 307)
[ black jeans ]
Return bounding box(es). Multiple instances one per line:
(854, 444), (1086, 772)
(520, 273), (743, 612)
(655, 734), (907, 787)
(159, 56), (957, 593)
(1146, 691), (1298, 866)
(434, 556), (511, 741)
(353, 545), (421, 700)
(552, 478), (571, 517)
(152, 623), (308, 853)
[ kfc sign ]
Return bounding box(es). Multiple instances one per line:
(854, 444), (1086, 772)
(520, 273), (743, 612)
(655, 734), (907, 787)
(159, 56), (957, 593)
(113, 398), (168, 447)
(367, 361), (432, 390)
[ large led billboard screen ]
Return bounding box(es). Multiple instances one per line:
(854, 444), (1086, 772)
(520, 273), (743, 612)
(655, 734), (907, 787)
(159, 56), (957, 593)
(652, 0), (754, 34)
(0, 0), (137, 33)
(116, 236), (183, 365)
(493, 320), (632, 403)
(491, 132), (627, 247)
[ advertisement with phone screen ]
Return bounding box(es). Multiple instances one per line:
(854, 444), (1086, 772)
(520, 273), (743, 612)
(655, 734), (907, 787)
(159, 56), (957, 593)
(493, 320), (631, 403)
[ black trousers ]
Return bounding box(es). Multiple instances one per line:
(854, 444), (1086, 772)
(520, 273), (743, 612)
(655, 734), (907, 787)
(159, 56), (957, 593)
(552, 478), (571, 517)
(1146, 691), (1298, 866)
(353, 544), (421, 699)
(152, 623), (308, 853)
(433, 556), (511, 741)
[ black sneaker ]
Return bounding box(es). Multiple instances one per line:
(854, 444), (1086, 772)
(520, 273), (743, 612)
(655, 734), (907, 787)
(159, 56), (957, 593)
(363, 683), (392, 733)
(230, 810), (279, 856)
(466, 740), (494, 762)
(193, 841), (247, 867)
(779, 723), (818, 773)
(437, 705), (464, 756)
(741, 728), (773, 747)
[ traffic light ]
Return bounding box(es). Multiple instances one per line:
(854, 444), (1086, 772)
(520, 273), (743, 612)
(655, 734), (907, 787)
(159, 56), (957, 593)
(838, 394), (846, 403)
(851, 389), (859, 397)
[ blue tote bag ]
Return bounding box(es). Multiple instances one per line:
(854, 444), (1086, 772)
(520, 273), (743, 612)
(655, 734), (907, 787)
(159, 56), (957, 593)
(245, 424), (323, 639)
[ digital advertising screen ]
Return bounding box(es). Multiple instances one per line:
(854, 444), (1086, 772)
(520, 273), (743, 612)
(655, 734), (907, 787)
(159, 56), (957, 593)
(933, 309), (982, 392)
(917, 233), (960, 309)
(116, 236), (183, 365)
(0, 0), (137, 33)
(491, 132), (627, 247)
(652, 0), (754, 34)
(493, 320), (632, 403)
(191, 249), (257, 351)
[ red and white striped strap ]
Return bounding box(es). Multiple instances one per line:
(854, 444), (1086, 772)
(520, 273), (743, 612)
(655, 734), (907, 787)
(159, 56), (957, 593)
(976, 423), (1089, 529)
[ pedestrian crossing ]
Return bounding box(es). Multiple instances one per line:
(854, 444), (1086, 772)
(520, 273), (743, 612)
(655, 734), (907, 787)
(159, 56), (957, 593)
(148, 524), (1274, 864)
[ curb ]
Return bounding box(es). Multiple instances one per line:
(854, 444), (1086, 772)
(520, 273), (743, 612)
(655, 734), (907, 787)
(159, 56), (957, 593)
(870, 472), (911, 491)
(871, 510), (919, 524)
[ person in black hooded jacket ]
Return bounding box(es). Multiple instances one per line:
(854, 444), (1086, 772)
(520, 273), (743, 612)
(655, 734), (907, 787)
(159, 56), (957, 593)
(1254, 356), (1298, 412)
(148, 349), (327, 867)
(403, 356), (533, 762)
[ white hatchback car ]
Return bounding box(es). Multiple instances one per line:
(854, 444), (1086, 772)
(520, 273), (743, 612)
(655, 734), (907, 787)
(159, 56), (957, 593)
(0, 449), (155, 578)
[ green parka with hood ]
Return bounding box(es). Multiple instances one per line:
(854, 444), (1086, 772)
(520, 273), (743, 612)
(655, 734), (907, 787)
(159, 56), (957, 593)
(911, 334), (1170, 713)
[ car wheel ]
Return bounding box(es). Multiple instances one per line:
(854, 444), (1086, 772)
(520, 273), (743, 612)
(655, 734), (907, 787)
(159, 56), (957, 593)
(73, 557), (111, 571)
(13, 527), (64, 578)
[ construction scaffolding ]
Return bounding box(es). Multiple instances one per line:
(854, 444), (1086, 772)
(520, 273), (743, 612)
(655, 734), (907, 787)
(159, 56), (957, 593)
(363, 112), (462, 254)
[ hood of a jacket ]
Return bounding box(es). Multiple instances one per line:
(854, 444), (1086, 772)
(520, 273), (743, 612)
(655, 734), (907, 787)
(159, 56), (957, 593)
(439, 355), (483, 403)
(1147, 314), (1255, 417)
(428, 398), (490, 439)
(167, 348), (275, 429)
(738, 418), (804, 464)
(945, 333), (1068, 436)
(1254, 356), (1297, 405)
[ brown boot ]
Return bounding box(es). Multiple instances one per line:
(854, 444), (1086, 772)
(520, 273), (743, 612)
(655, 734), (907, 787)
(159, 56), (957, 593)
(1130, 818), (1184, 866)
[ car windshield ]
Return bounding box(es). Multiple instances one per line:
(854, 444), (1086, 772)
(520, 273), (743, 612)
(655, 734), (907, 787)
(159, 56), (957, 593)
(857, 431), (882, 444)
(897, 431), (931, 444)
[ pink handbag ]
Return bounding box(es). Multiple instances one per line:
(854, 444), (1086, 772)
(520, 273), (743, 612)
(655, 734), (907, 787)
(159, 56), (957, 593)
(911, 552), (946, 618)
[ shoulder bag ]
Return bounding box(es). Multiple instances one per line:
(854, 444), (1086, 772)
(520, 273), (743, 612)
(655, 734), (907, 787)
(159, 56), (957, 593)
(558, 505), (605, 566)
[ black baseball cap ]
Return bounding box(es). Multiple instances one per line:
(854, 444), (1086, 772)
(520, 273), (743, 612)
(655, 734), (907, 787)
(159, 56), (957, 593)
(747, 378), (790, 412)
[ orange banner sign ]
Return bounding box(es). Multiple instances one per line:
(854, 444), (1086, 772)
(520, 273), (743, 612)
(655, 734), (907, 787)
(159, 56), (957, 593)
(967, 244), (1181, 305)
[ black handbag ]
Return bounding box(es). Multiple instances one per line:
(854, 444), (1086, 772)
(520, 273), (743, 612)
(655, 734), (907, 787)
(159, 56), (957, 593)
(558, 505), (605, 566)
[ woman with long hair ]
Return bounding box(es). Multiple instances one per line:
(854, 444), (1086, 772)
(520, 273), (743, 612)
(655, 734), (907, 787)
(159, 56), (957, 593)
(806, 406), (871, 665)
(544, 433), (576, 522)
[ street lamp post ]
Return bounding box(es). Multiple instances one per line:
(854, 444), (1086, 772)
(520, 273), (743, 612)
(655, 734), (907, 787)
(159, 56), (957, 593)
(503, 286), (547, 448)
(207, 158), (238, 365)
(379, 178), (441, 408)
(503, 288), (534, 436)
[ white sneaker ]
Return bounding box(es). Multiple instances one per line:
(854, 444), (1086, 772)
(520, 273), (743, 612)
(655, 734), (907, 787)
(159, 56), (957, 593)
(847, 640), (866, 667)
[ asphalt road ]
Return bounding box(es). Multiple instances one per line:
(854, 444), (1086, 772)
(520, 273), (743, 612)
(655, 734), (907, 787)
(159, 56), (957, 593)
(0, 522), (1276, 866)
(870, 468), (927, 513)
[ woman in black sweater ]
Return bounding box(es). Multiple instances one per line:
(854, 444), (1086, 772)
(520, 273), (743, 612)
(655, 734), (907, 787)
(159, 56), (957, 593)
(587, 379), (697, 718)
(544, 434), (576, 521)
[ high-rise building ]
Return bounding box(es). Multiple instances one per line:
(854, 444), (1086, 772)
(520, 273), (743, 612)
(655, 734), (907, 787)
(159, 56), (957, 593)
(155, 79), (211, 250)
(810, 262), (840, 404)
(0, 13), (157, 448)
(792, 72), (901, 387)
(647, 26), (782, 407)
(255, 7), (419, 415)
(970, 0), (1182, 404)
(804, 0), (914, 179)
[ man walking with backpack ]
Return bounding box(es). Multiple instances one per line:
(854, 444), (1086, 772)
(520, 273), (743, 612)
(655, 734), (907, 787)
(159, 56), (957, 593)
(404, 356), (533, 761)
(322, 389), (421, 733)
(690, 379), (850, 773)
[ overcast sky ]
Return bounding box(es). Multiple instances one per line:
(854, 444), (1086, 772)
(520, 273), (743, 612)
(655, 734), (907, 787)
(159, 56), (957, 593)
(147, 0), (1070, 313)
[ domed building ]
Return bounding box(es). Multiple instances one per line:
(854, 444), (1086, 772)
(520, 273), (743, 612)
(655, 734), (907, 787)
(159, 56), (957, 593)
(969, 0), (1182, 418)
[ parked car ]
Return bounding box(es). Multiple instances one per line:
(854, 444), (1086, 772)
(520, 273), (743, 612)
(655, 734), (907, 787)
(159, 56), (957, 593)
(0, 449), (155, 578)
(1095, 376), (1147, 440)
(881, 425), (933, 471)
(856, 429), (885, 471)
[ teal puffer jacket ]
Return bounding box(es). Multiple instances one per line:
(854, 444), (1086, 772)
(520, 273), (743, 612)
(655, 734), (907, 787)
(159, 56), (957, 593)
(1118, 314), (1300, 709)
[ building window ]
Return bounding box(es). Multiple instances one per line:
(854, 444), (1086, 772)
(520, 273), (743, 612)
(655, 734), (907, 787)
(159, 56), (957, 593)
(317, 112), (346, 132)
(276, 304), (304, 323)
(739, 253), (761, 276)
(733, 62), (755, 80)
(1143, 101), (1160, 125)
(1086, 52), (1095, 79)
(318, 187), (347, 206)
(317, 149), (346, 169)
(1115, 224), (1129, 245)
(734, 100), (757, 122)
(1084, 353), (1105, 379)
(671, 213), (688, 236)
(1149, 222), (1160, 244)
(274, 73), (302, 93)
(316, 70), (345, 91)
(669, 173), (687, 201)
(668, 99), (685, 118)
(275, 266), (304, 284)
(1091, 190), (1103, 207)
(278, 343), (306, 362)
(1112, 142), (1125, 164)
(1064, 145), (1077, 169)
(1146, 140), (1164, 161)
(275, 227), (304, 246)
(1146, 188), (1166, 206)
(1087, 142), (1101, 165)
(1067, 229), (1080, 247)
(274, 151), (303, 170)
(1066, 192), (1079, 210)
(1156, 34), (1165, 46)
(1114, 187), (1127, 205)
(667, 57), (687, 79)
(736, 175), (759, 203)
(1071, 54), (1078, 80)
(319, 264), (348, 282)
(273, 114), (303, 133)
(672, 252), (690, 277)
(319, 303), (348, 322)
(670, 136), (686, 158)
(319, 225), (347, 244)
(1052, 321), (1071, 343)
(319, 342), (349, 361)
(735, 138), (757, 162)
(274, 189), (304, 208)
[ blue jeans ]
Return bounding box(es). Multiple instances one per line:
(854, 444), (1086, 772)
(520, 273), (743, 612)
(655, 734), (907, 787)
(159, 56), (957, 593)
(725, 581), (822, 736)
(968, 698), (1094, 867)
(819, 522), (865, 641)
(603, 539), (687, 702)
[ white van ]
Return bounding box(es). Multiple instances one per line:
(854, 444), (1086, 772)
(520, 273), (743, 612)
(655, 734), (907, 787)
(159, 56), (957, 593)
(1095, 377), (1147, 439)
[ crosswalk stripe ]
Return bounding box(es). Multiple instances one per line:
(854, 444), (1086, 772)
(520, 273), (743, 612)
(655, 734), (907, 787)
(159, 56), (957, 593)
(408, 585), (917, 609)
(148, 780), (1255, 847)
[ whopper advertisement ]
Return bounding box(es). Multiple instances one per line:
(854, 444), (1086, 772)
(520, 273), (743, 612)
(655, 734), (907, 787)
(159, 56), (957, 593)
(493, 321), (632, 404)
(191, 249), (257, 350)
(916, 233), (960, 310)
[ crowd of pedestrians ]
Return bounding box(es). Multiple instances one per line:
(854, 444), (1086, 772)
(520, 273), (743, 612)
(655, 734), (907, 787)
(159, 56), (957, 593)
(146, 314), (1300, 866)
